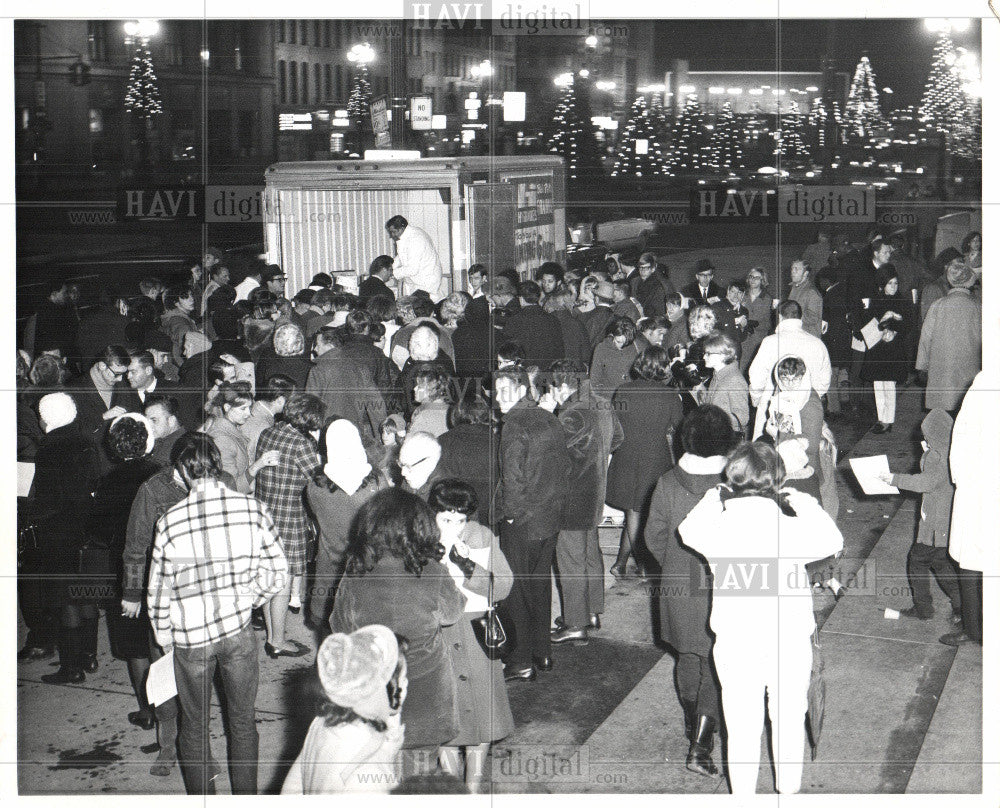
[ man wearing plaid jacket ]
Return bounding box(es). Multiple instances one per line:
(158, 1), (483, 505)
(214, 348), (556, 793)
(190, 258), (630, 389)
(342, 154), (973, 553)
(147, 433), (287, 795)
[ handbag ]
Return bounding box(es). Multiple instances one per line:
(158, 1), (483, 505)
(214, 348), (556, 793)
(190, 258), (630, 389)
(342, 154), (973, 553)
(806, 629), (826, 760)
(471, 571), (508, 660)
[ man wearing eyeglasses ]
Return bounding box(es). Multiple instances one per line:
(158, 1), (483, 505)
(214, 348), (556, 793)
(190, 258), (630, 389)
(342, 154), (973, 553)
(66, 344), (132, 472)
(680, 259), (725, 309)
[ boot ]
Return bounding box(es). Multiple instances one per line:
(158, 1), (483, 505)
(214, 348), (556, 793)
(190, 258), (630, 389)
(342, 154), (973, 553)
(686, 715), (719, 777)
(680, 699), (697, 741)
(42, 628), (85, 684)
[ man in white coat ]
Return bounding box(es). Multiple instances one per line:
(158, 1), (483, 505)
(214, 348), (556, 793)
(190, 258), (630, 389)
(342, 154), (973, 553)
(385, 215), (445, 301)
(940, 370), (999, 646)
(748, 299), (832, 439)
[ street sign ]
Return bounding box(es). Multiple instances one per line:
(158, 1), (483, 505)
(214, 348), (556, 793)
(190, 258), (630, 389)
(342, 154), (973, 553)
(410, 96), (433, 130)
(370, 96), (390, 147)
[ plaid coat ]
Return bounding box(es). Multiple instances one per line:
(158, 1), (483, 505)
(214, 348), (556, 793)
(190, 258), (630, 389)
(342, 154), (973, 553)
(255, 421), (323, 575)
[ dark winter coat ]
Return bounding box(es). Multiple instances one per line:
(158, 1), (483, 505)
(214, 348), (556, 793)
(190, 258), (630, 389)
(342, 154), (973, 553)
(331, 554), (465, 748)
(65, 370), (131, 472)
(23, 422), (101, 607)
(451, 317), (492, 382)
(635, 271), (675, 318)
(557, 383), (624, 530)
(551, 309), (592, 367)
(75, 307), (129, 368)
(577, 306), (615, 351)
(860, 292), (911, 383)
(358, 275), (396, 302)
(644, 462), (723, 655)
(255, 352), (313, 391)
(306, 347), (387, 442)
(438, 423), (498, 526)
(605, 379), (684, 511)
(501, 304), (565, 369)
(496, 397), (572, 540)
(679, 280), (725, 308)
(589, 337), (641, 399)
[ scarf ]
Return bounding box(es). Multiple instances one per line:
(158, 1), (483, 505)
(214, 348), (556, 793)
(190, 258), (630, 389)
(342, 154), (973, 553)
(323, 420), (372, 496)
(765, 356), (813, 440)
(678, 453), (727, 475)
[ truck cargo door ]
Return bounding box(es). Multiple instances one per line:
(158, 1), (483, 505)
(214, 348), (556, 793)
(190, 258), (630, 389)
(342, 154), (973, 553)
(467, 183), (516, 282)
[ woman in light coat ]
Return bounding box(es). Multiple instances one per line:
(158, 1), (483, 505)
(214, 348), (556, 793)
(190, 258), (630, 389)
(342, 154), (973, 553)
(679, 442), (843, 795)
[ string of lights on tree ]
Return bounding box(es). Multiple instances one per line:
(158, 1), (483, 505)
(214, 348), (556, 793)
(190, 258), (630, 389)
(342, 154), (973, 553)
(919, 30), (979, 159)
(844, 54), (884, 142)
(611, 95), (667, 178)
(123, 43), (162, 118)
(706, 101), (745, 173)
(547, 78), (604, 179)
(664, 95), (711, 175)
(774, 100), (811, 162)
(347, 64), (373, 125)
(745, 102), (769, 142)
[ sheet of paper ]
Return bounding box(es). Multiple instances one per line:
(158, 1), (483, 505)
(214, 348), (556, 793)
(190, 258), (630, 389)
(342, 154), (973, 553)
(849, 455), (899, 495)
(146, 650), (177, 706)
(860, 317), (883, 350)
(17, 462), (35, 498)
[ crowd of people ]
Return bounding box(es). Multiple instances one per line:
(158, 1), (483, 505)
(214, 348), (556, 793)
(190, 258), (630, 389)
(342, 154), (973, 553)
(15, 219), (986, 795)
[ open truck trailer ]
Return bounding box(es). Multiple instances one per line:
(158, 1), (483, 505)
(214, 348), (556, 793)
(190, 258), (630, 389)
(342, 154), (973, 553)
(263, 155), (566, 295)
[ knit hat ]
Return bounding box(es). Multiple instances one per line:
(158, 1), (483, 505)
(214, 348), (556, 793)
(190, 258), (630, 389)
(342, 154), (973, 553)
(38, 392), (77, 433)
(317, 625), (399, 720)
(946, 259), (976, 289)
(693, 258), (715, 276)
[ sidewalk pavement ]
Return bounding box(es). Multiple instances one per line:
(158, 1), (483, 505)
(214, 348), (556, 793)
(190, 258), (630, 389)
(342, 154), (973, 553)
(16, 385), (981, 795)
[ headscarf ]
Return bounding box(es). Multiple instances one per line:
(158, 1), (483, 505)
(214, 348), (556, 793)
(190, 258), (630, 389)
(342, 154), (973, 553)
(323, 419), (372, 496)
(38, 392), (77, 433)
(946, 259), (976, 289)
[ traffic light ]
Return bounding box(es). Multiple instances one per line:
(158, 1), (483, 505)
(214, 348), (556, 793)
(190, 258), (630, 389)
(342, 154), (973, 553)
(68, 61), (91, 86)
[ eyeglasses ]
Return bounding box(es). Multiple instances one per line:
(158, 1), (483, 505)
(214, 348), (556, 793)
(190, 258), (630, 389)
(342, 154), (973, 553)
(399, 456), (432, 472)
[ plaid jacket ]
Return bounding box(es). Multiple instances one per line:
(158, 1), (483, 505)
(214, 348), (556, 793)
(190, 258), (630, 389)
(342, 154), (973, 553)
(147, 478), (287, 649)
(255, 422), (322, 544)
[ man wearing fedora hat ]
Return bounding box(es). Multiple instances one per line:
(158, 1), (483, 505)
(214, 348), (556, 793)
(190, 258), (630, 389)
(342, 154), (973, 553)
(680, 260), (725, 308)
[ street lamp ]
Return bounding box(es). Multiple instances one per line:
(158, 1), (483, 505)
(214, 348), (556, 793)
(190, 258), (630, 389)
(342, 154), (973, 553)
(347, 41), (376, 67)
(554, 72), (574, 88)
(585, 34), (599, 48)
(123, 19), (160, 45)
(471, 59), (493, 79)
(923, 18), (969, 33)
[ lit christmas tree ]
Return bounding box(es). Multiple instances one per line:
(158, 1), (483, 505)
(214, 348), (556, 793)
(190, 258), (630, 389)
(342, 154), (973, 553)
(123, 42), (162, 118)
(347, 64), (373, 125)
(665, 95), (711, 175)
(547, 79), (604, 179)
(611, 96), (667, 178)
(745, 101), (769, 143)
(844, 54), (884, 141)
(775, 101), (810, 162)
(808, 97), (829, 147)
(707, 101), (745, 173)
(919, 30), (980, 160)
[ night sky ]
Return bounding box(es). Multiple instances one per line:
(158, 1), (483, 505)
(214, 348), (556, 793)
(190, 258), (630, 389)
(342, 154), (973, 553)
(648, 18), (982, 108)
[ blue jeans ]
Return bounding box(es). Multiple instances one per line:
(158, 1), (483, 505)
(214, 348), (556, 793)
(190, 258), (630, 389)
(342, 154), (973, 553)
(174, 624), (259, 795)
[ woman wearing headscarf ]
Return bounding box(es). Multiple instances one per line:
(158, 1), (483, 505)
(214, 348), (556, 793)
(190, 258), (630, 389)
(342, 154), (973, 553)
(25, 393), (101, 684)
(281, 626), (409, 794)
(306, 419), (386, 630)
(90, 413), (161, 730)
(644, 405), (739, 778)
(679, 442), (844, 795)
(760, 355), (825, 485)
(255, 393), (326, 657)
(256, 322), (312, 390)
(429, 479), (514, 792)
(330, 488), (465, 778)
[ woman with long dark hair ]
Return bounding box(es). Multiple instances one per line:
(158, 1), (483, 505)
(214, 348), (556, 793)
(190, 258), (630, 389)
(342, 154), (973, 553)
(678, 442), (843, 795)
(255, 392), (326, 657)
(330, 488), (465, 778)
(203, 381), (279, 493)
